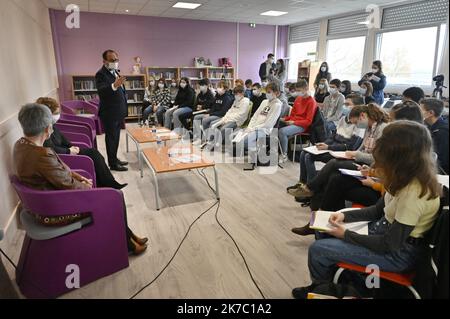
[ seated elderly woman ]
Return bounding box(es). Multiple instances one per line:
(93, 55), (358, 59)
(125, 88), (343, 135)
(36, 97), (126, 190)
(14, 103), (148, 255)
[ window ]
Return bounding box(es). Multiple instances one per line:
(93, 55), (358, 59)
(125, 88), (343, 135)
(288, 41), (317, 80)
(376, 27), (440, 86)
(326, 36), (366, 82)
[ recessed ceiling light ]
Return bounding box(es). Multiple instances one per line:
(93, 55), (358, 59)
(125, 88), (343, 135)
(173, 2), (202, 9)
(125, 9), (129, 12)
(260, 11), (288, 17)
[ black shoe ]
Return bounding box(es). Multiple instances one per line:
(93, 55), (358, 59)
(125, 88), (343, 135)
(292, 285), (315, 299)
(113, 182), (128, 190)
(110, 164), (128, 172)
(117, 160), (129, 166)
(291, 224), (315, 236)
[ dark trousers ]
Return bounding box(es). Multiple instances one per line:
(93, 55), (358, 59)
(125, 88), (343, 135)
(307, 158), (359, 192)
(101, 119), (122, 167)
(320, 174), (381, 211)
(79, 148), (118, 188)
(177, 110), (193, 130)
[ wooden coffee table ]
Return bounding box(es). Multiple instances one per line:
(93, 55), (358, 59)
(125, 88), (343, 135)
(142, 145), (220, 210)
(126, 127), (180, 177)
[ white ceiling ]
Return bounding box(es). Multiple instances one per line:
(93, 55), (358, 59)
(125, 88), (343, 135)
(40, 0), (404, 25)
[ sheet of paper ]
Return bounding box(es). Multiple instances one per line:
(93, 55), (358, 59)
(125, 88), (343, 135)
(303, 146), (330, 155)
(437, 175), (449, 189)
(171, 154), (202, 164)
(157, 132), (178, 138)
(339, 169), (364, 180)
(330, 151), (353, 160)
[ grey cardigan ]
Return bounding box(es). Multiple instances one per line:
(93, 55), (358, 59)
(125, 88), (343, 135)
(355, 122), (388, 164)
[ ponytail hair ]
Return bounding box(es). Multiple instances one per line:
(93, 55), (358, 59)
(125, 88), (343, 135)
(350, 103), (389, 124)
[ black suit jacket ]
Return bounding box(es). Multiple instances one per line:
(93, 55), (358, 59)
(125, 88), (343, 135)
(44, 127), (72, 154)
(95, 66), (128, 122)
(259, 62), (276, 81)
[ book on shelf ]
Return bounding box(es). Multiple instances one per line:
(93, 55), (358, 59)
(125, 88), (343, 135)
(74, 80), (96, 91)
(124, 80), (145, 90)
(148, 71), (177, 81)
(75, 94), (99, 101)
(127, 105), (140, 117)
(126, 92), (144, 103)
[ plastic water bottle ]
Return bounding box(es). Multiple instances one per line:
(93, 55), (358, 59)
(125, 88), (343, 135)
(156, 135), (162, 153)
(152, 124), (157, 133)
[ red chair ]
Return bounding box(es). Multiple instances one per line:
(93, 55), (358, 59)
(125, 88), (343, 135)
(333, 262), (420, 299)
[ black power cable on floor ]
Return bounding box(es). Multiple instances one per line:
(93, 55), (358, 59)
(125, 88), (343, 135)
(129, 200), (220, 299)
(196, 169), (266, 299)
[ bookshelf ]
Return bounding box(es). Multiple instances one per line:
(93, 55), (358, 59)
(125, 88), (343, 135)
(297, 60), (320, 91)
(71, 74), (147, 121)
(145, 66), (235, 89)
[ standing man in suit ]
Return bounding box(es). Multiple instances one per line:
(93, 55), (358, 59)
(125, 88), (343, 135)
(259, 53), (276, 82)
(96, 50), (129, 171)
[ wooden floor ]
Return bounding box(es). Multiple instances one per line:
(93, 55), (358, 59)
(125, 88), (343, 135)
(3, 125), (315, 299)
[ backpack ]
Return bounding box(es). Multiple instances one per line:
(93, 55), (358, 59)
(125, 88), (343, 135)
(309, 108), (327, 144)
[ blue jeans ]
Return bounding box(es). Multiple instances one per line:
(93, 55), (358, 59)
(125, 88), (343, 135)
(299, 151), (334, 183)
(173, 107), (193, 130)
(207, 122), (237, 146)
(193, 114), (208, 141)
(308, 217), (424, 282)
(143, 105), (167, 125)
(278, 125), (304, 155)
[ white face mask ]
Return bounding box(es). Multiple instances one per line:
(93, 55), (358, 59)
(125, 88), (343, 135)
(158, 83), (165, 89)
(52, 114), (60, 124)
(180, 82), (187, 89)
(252, 89), (261, 97)
(318, 84), (325, 90)
(372, 68), (379, 74)
(261, 81), (268, 88)
(329, 88), (338, 95)
(217, 88), (225, 95)
(150, 81), (155, 86)
(171, 82), (177, 87)
(234, 95), (242, 101)
(321, 66), (327, 72)
(200, 85), (208, 93)
(360, 88), (367, 94)
(297, 91), (305, 97)
(266, 92), (274, 101)
(340, 86), (347, 92)
(290, 92), (298, 97)
(108, 62), (119, 70)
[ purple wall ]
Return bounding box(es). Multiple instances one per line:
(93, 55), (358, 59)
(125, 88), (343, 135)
(50, 10), (288, 101)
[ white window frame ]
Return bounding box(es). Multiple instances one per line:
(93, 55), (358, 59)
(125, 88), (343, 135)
(287, 40), (319, 82)
(374, 23), (446, 92)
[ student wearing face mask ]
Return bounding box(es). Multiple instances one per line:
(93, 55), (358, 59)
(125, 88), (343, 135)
(287, 83), (298, 107)
(143, 79), (171, 126)
(420, 98), (449, 174)
(164, 77), (195, 131)
(269, 59), (288, 92)
(169, 79), (179, 102)
(314, 79), (330, 105)
(291, 104), (389, 200)
(322, 79), (345, 134)
(37, 97), (127, 190)
(259, 53), (276, 81)
(192, 79), (216, 144)
(231, 83), (282, 161)
(205, 85), (251, 150)
(278, 80), (317, 163)
(142, 77), (157, 124)
(95, 50), (129, 172)
(260, 76), (269, 94)
(250, 83), (267, 117)
(196, 81), (234, 147)
(339, 80), (353, 98)
(359, 81), (376, 104)
(402, 87), (425, 104)
(314, 62), (332, 89)
(244, 79), (253, 99)
(359, 60), (387, 105)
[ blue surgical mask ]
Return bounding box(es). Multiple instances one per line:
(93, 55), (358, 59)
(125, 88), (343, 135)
(360, 88), (367, 95)
(357, 119), (369, 129)
(266, 93), (274, 101)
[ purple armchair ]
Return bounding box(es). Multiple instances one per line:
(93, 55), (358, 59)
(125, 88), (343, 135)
(58, 118), (96, 144)
(55, 122), (97, 149)
(63, 131), (93, 149)
(10, 174), (129, 299)
(61, 100), (103, 135)
(59, 154), (97, 187)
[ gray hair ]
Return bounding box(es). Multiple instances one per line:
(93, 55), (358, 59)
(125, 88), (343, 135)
(18, 103), (53, 137)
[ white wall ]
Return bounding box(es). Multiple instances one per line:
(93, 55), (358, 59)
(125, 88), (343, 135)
(0, 0), (58, 249)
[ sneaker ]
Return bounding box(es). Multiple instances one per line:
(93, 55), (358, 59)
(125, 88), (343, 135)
(279, 154), (288, 164)
(288, 184), (314, 198)
(200, 142), (208, 150)
(192, 139), (202, 146)
(286, 182), (303, 193)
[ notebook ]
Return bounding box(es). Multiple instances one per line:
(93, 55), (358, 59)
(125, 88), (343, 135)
(437, 175), (449, 189)
(310, 210), (369, 235)
(339, 169), (365, 180)
(171, 154), (202, 164)
(303, 146), (330, 155)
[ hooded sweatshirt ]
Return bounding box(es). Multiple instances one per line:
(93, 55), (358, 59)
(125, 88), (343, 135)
(208, 91), (234, 117)
(214, 97), (250, 128)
